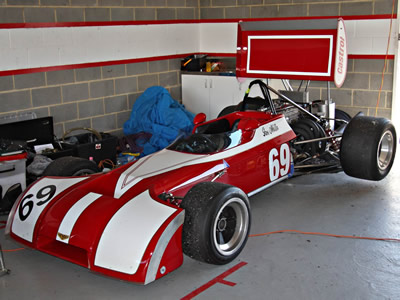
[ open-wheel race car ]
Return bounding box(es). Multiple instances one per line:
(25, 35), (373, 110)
(5, 80), (397, 285)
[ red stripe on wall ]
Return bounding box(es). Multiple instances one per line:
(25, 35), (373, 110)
(0, 53), (394, 77)
(0, 14), (395, 29)
(0, 53), (192, 77)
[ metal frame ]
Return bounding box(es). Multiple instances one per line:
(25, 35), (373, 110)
(0, 243), (10, 276)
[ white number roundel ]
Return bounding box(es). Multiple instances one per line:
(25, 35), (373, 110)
(269, 143), (291, 181)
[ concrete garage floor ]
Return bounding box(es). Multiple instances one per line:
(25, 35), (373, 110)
(1, 156), (399, 300)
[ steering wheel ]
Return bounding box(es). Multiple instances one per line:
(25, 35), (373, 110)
(188, 134), (218, 153)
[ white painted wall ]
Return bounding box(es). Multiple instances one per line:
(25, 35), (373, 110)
(199, 22), (237, 54)
(0, 19), (396, 72)
(345, 19), (397, 55)
(391, 17), (399, 129)
(0, 23), (200, 71)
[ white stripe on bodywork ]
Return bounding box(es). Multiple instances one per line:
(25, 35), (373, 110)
(56, 192), (102, 244)
(115, 116), (292, 198)
(94, 190), (176, 275)
(144, 210), (185, 285)
(169, 161), (228, 192)
(114, 151), (207, 198)
(11, 177), (88, 243)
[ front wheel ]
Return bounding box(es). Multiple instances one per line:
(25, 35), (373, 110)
(181, 182), (251, 264)
(340, 115), (396, 180)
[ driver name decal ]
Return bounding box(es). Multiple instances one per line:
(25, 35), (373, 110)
(262, 124), (279, 137)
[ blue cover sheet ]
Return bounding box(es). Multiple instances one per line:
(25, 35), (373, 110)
(123, 86), (194, 155)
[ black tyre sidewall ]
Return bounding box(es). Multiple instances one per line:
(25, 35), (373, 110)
(340, 116), (397, 180)
(181, 182), (251, 265)
(205, 187), (250, 264)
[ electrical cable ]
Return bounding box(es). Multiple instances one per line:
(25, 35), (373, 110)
(249, 229), (400, 242)
(1, 248), (25, 252)
(375, 0), (396, 117)
(98, 158), (116, 170)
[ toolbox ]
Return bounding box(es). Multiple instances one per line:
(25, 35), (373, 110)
(0, 117), (117, 164)
(181, 54), (207, 71)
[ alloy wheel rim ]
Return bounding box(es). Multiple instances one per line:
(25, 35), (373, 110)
(212, 198), (249, 256)
(377, 130), (394, 171)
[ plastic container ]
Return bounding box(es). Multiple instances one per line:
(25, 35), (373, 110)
(0, 154), (27, 198)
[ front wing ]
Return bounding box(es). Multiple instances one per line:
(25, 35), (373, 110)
(6, 176), (185, 285)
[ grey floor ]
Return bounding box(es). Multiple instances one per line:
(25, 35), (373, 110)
(1, 155), (399, 300)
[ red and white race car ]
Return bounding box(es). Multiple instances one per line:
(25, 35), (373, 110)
(5, 80), (397, 284)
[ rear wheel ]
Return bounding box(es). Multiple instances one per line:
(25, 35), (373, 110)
(340, 115), (396, 180)
(181, 182), (251, 264)
(42, 156), (99, 176)
(334, 109), (352, 130)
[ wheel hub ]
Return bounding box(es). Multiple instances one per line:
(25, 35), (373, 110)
(377, 130), (394, 171)
(212, 198), (249, 257)
(217, 217), (227, 231)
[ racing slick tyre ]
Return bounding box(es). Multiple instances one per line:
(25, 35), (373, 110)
(42, 156), (99, 176)
(340, 115), (397, 181)
(181, 182), (251, 265)
(334, 109), (352, 130)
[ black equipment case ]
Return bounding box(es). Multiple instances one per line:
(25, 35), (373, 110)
(0, 117), (117, 163)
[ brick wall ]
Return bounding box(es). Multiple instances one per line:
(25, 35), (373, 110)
(0, 0), (199, 23)
(0, 0), (195, 137)
(292, 59), (393, 119)
(0, 59), (182, 137)
(200, 0), (395, 19)
(199, 0), (396, 119)
(0, 0), (396, 139)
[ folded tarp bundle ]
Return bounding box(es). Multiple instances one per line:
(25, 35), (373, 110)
(123, 86), (194, 156)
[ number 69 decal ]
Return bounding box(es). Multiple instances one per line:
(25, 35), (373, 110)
(269, 143), (291, 182)
(11, 177), (88, 243)
(19, 185), (57, 221)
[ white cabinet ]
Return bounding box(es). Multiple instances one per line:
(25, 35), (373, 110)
(182, 74), (284, 120)
(182, 75), (238, 120)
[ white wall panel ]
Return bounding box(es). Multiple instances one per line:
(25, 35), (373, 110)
(0, 23), (200, 72)
(345, 19), (396, 55)
(28, 46), (60, 68)
(42, 28), (73, 47)
(0, 47), (28, 70)
(0, 30), (10, 48)
(0, 19), (395, 72)
(348, 37), (373, 54)
(59, 46), (88, 65)
(199, 23), (237, 53)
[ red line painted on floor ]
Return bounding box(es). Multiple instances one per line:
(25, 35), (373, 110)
(181, 261), (248, 300)
(0, 221), (6, 229)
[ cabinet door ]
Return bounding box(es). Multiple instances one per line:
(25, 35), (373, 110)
(208, 76), (239, 120)
(182, 74), (210, 117)
(239, 78), (285, 99)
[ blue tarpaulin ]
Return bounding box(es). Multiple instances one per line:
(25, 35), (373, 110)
(123, 86), (194, 155)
